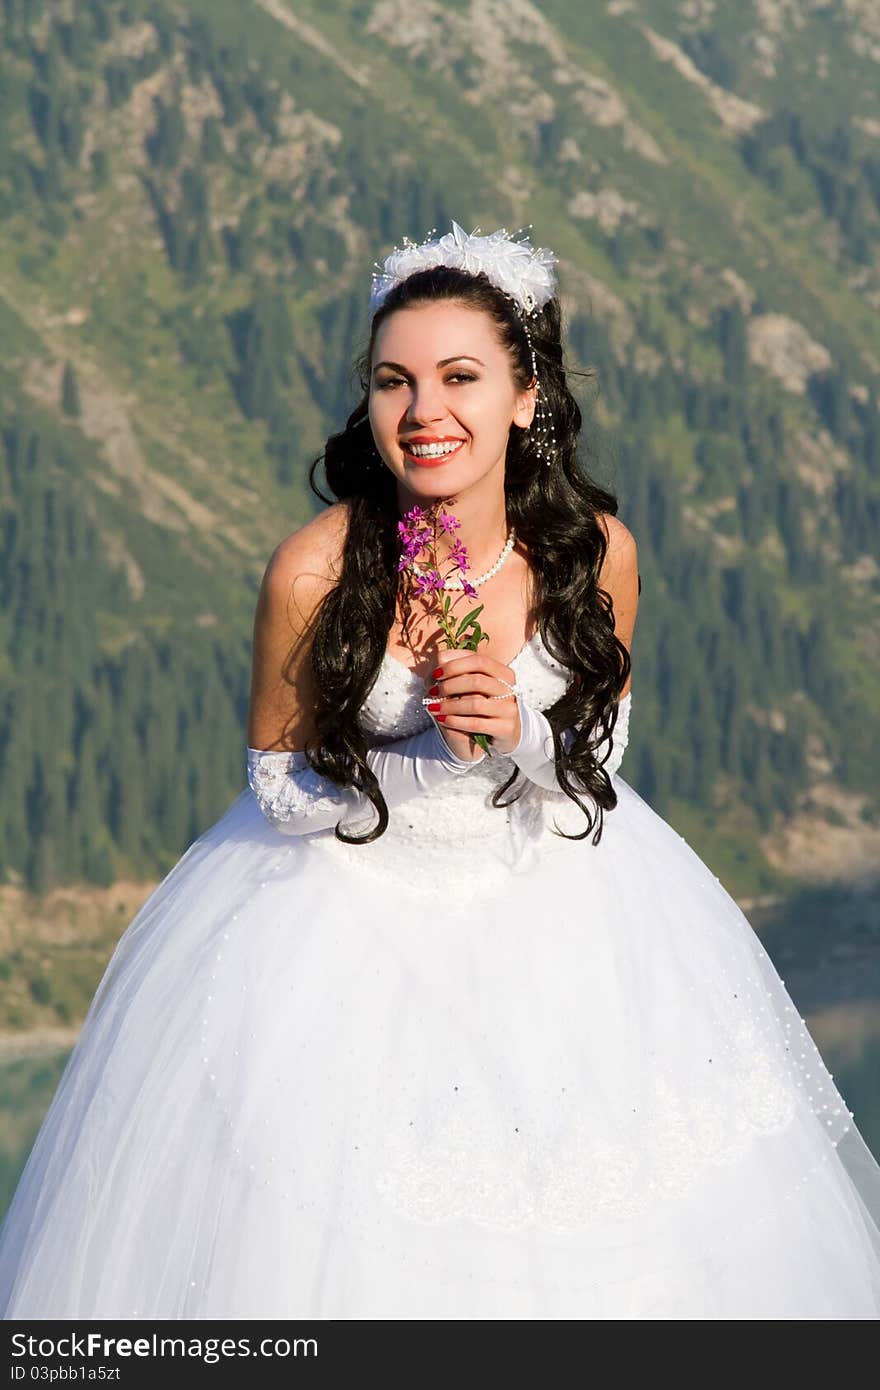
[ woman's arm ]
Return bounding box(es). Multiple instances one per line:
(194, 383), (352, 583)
(247, 725), (484, 836)
(247, 507), (345, 755)
(510, 514), (640, 791)
(507, 691), (632, 791)
(595, 512), (639, 703)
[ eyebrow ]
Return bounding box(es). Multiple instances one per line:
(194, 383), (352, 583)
(371, 355), (486, 374)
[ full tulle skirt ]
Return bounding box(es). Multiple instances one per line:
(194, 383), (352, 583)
(1, 777), (879, 1319)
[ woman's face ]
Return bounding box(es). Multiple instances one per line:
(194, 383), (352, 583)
(368, 301), (535, 498)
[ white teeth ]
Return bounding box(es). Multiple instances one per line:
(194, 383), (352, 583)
(406, 441), (464, 457)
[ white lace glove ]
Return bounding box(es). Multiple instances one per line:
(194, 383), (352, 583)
(508, 691), (632, 792)
(247, 722), (487, 836)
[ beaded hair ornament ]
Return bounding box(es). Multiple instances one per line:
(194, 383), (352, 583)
(369, 220), (560, 465)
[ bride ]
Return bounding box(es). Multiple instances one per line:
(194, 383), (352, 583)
(1, 221), (879, 1319)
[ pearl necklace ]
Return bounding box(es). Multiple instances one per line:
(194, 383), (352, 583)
(411, 527), (517, 590)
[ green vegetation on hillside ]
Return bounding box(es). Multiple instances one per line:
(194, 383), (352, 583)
(0, 0), (878, 897)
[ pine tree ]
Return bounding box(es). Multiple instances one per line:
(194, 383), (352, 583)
(61, 360), (80, 417)
(719, 303), (747, 389)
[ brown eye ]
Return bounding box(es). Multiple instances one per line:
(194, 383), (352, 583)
(375, 373), (477, 390)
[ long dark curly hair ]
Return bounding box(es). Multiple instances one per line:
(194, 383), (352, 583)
(285, 262), (631, 846)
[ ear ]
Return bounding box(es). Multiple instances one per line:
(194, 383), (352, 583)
(512, 376), (537, 430)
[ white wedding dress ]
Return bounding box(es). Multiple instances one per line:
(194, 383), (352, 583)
(1, 630), (879, 1319)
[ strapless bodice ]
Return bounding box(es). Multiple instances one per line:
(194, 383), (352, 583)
(295, 629), (632, 902)
(359, 629), (571, 740)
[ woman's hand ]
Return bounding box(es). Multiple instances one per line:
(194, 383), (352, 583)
(423, 649), (522, 761)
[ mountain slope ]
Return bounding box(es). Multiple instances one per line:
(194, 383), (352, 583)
(0, 0), (878, 900)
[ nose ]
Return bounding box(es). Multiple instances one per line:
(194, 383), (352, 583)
(405, 380), (448, 427)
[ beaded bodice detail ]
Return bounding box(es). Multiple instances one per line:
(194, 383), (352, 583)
(306, 630), (632, 902)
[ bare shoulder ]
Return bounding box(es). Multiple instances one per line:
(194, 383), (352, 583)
(247, 502), (351, 750)
(264, 501), (351, 617)
(597, 512), (638, 571)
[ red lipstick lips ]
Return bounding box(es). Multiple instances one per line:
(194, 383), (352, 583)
(401, 438), (466, 467)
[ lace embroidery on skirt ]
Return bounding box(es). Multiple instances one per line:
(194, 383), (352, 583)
(372, 1017), (802, 1233)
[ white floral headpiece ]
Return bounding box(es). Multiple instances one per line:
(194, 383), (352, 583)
(369, 219), (559, 318)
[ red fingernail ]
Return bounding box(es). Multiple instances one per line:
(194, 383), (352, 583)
(436, 714), (447, 722)
(427, 702), (441, 712)
(428, 684), (439, 696)
(432, 667), (444, 678)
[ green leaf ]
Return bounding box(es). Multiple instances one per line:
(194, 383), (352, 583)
(455, 604), (483, 640)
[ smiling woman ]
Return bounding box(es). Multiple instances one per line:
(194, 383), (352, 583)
(1, 223), (878, 1321)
